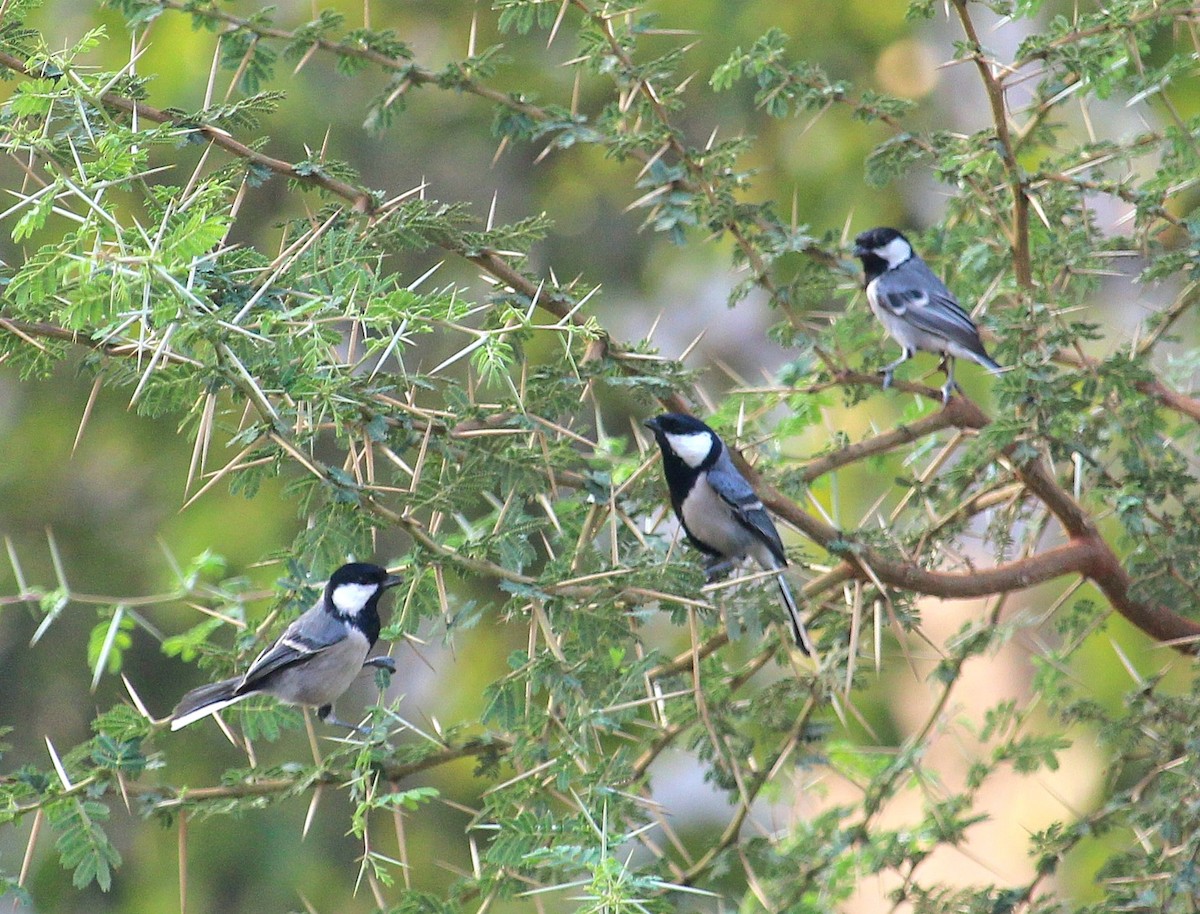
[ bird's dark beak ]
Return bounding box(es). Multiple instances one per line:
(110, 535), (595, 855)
(852, 243), (869, 257)
(382, 573), (403, 589)
(643, 417), (661, 432)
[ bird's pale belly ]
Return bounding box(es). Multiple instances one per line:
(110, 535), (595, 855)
(681, 481), (755, 558)
(869, 298), (945, 356)
(269, 635), (370, 707)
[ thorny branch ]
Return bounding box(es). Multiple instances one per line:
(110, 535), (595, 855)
(15, 274), (1198, 650)
(749, 387), (1200, 650)
(950, 0), (1032, 290)
(2, 29), (1199, 650)
(3, 3), (1200, 906)
(8, 737), (510, 819)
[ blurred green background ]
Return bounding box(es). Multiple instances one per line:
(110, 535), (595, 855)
(1, 0), (1194, 911)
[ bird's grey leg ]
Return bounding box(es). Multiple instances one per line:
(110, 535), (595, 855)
(881, 348), (913, 389)
(317, 704), (369, 733)
(940, 356), (958, 403)
(703, 556), (737, 582)
(362, 656), (396, 673)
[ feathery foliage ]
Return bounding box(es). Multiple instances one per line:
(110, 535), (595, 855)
(1, 0), (1200, 911)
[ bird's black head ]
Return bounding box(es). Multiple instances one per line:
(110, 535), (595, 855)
(853, 226), (913, 281)
(644, 413), (722, 505)
(644, 412), (713, 438)
(323, 562), (402, 638)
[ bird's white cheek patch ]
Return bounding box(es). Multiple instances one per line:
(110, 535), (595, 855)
(331, 582), (379, 615)
(877, 236), (912, 269)
(664, 431), (714, 468)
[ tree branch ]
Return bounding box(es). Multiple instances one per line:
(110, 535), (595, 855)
(798, 407), (960, 483)
(748, 391), (1200, 652)
(126, 735), (510, 810)
(0, 51), (376, 211)
(5, 17), (1200, 660)
(951, 0), (1031, 289)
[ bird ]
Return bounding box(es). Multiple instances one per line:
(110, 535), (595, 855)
(170, 562), (402, 731)
(853, 226), (1001, 402)
(644, 413), (814, 653)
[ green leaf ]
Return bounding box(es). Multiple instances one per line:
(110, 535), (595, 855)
(162, 618), (227, 664)
(47, 800), (121, 892)
(86, 609), (135, 680)
(90, 734), (147, 776)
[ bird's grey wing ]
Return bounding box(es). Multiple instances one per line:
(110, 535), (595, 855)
(876, 265), (986, 352)
(236, 606), (345, 693)
(706, 456), (788, 566)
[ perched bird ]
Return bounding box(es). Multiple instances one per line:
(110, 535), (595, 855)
(853, 226), (1001, 402)
(644, 413), (814, 653)
(170, 562), (402, 731)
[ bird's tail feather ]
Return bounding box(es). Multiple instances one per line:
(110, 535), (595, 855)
(170, 677), (255, 731)
(974, 351), (1003, 374)
(774, 573), (816, 656)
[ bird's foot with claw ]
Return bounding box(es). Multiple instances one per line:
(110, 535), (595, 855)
(703, 558), (736, 583)
(318, 704), (370, 735)
(362, 656), (396, 674)
(880, 368), (894, 390)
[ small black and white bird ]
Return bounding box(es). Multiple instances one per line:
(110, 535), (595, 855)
(853, 226), (1001, 402)
(170, 562), (402, 731)
(644, 413), (814, 653)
